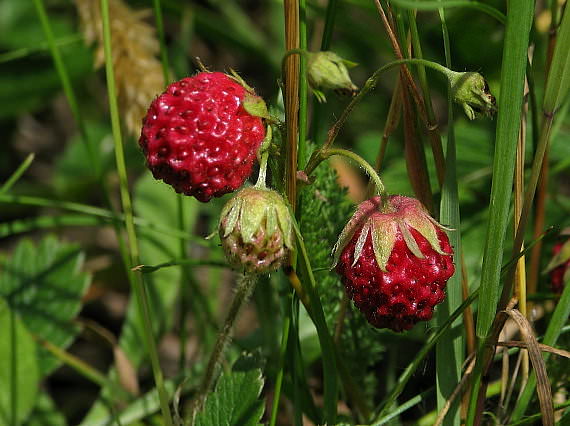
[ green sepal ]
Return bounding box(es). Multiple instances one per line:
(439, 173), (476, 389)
(243, 93), (270, 120)
(370, 218), (398, 272)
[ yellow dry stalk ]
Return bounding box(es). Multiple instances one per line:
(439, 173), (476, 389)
(74, 0), (165, 136)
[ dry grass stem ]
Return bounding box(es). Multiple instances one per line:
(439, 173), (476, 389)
(74, 0), (165, 136)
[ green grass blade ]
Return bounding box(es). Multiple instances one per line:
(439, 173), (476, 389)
(543, 5), (570, 114)
(435, 6), (463, 425)
(475, 1), (534, 338)
(389, 0), (505, 23)
(0, 194), (208, 243)
(0, 153), (34, 194)
(371, 388), (435, 426)
(99, 0), (172, 422)
(289, 211), (338, 424)
(0, 35), (81, 64)
(32, 0), (98, 176)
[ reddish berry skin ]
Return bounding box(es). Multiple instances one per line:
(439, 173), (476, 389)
(550, 242), (570, 294)
(139, 72), (265, 202)
(335, 197), (455, 332)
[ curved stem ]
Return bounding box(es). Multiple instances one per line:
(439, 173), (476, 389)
(308, 148), (387, 202)
(303, 58), (452, 176)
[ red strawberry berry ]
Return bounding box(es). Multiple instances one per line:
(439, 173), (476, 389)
(139, 72), (266, 202)
(333, 195), (455, 332)
(549, 241), (570, 294)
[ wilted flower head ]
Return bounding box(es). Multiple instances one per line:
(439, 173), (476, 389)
(219, 187), (293, 274)
(307, 51), (358, 102)
(448, 71), (496, 120)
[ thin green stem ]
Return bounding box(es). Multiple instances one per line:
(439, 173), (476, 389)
(321, 148), (386, 198)
(153, 0), (171, 83)
(0, 193), (208, 243)
(188, 274), (258, 424)
(269, 300), (291, 426)
(0, 34), (81, 64)
(435, 5), (463, 426)
(298, 0), (308, 169)
(32, 0), (98, 177)
(303, 58), (452, 175)
(100, 0), (173, 424)
(36, 335), (130, 400)
(371, 388), (435, 426)
(0, 153), (35, 194)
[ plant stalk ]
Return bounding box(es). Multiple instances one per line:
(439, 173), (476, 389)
(100, 0), (173, 423)
(188, 274), (258, 424)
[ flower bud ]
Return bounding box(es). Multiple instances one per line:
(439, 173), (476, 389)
(448, 71), (496, 120)
(307, 51), (358, 102)
(219, 187), (293, 274)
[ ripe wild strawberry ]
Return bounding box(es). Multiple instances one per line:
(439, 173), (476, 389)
(139, 72), (267, 202)
(219, 187), (293, 274)
(333, 195), (455, 332)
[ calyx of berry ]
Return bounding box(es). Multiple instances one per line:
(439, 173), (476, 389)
(219, 187), (293, 274)
(448, 71), (496, 120)
(307, 51), (358, 102)
(333, 195), (450, 271)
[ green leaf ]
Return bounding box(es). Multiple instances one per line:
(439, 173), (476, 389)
(0, 236), (90, 376)
(195, 368), (265, 426)
(0, 299), (40, 426)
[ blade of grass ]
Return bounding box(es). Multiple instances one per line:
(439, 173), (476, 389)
(35, 335), (131, 400)
(0, 194), (208, 244)
(289, 211), (338, 423)
(474, 1), (534, 338)
(269, 291), (292, 426)
(32, 0), (98, 177)
(100, 0), (172, 423)
(370, 387), (435, 426)
(297, 0), (308, 169)
(435, 5), (463, 426)
(0, 34), (82, 64)
(0, 153), (35, 194)
(133, 259), (228, 273)
(389, 0), (505, 24)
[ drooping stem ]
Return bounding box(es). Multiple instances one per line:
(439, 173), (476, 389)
(303, 58), (454, 176)
(306, 148), (387, 204)
(188, 274), (258, 424)
(255, 150), (270, 189)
